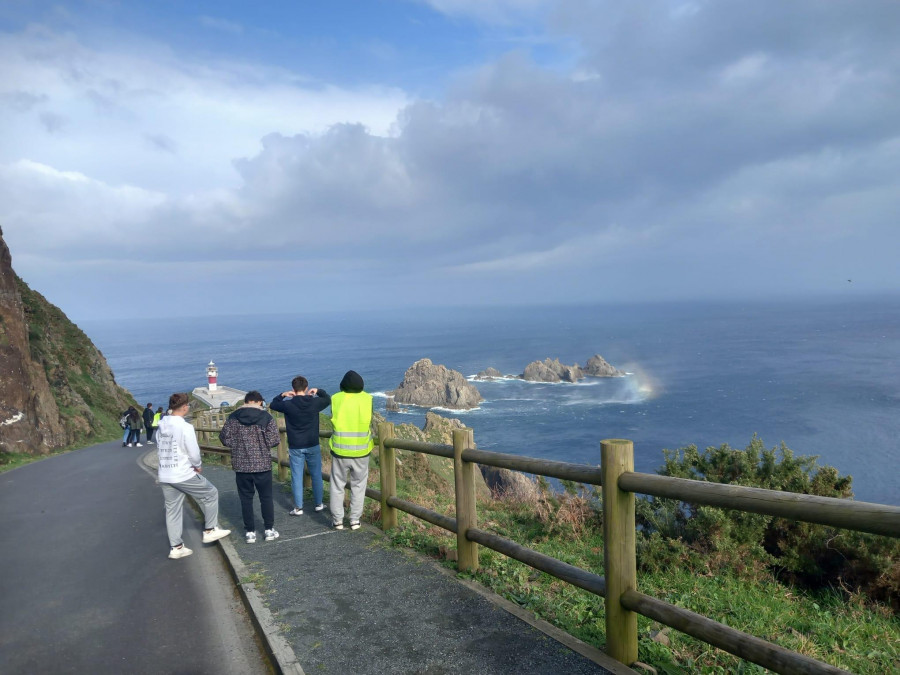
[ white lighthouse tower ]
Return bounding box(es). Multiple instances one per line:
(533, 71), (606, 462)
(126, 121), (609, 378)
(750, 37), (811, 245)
(207, 361), (218, 392)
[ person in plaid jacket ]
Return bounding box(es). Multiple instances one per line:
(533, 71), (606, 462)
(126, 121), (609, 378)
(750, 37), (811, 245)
(219, 391), (281, 543)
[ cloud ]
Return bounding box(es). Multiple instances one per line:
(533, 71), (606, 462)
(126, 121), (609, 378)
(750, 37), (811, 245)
(2, 1), (900, 318)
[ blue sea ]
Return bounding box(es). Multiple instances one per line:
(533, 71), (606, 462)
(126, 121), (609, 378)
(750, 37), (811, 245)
(82, 297), (900, 506)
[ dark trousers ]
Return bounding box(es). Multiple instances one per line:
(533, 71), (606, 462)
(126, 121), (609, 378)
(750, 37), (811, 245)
(127, 428), (141, 444)
(235, 471), (274, 533)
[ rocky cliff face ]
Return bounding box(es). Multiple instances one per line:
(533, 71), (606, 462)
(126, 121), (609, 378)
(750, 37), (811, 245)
(0, 228), (136, 454)
(391, 358), (483, 410)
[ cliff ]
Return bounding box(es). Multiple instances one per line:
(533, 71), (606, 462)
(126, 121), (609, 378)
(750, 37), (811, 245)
(0, 227), (136, 454)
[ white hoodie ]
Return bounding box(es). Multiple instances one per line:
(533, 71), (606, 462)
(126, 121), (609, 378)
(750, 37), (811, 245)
(156, 415), (201, 484)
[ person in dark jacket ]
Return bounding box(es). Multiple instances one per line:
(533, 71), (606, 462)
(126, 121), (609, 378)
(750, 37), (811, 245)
(126, 406), (143, 447)
(143, 403), (155, 444)
(269, 375), (331, 516)
(219, 391), (281, 543)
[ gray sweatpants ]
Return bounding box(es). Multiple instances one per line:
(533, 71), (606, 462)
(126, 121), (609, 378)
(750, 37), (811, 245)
(329, 455), (370, 524)
(160, 474), (220, 547)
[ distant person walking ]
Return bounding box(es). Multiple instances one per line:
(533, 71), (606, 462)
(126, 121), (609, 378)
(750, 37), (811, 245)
(155, 392), (230, 559)
(152, 406), (163, 440)
(219, 391), (281, 544)
(120, 408), (131, 447)
(143, 403), (155, 444)
(126, 406), (143, 447)
(328, 370), (373, 530)
(270, 376), (331, 516)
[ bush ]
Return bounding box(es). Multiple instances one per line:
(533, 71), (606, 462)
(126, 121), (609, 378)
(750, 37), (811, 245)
(636, 437), (900, 607)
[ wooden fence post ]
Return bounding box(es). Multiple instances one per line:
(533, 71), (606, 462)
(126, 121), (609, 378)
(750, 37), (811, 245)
(276, 416), (289, 482)
(602, 438), (638, 665)
(378, 422), (398, 531)
(453, 428), (479, 572)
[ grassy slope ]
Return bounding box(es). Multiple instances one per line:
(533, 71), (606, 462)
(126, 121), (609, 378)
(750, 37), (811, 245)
(15, 276), (136, 448)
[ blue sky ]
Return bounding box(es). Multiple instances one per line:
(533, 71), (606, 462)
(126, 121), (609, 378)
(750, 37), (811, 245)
(1, 0), (898, 319)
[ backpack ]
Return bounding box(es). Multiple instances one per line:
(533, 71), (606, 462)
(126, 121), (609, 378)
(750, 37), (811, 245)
(119, 413), (129, 429)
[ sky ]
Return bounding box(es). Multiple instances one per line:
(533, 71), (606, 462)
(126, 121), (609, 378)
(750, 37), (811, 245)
(1, 0), (899, 320)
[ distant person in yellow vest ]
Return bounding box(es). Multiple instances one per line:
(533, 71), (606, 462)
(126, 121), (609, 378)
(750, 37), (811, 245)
(329, 370), (373, 530)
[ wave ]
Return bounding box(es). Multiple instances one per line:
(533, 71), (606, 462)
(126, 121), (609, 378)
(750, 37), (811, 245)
(372, 391), (394, 398)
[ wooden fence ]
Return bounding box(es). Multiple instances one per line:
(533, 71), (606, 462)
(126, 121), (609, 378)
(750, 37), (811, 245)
(191, 411), (900, 675)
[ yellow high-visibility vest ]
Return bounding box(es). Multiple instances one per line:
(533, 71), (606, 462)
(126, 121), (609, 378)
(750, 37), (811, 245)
(152, 412), (162, 427)
(330, 391), (373, 457)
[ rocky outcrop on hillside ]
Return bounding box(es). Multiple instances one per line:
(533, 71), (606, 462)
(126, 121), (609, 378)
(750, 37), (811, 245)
(0, 228), (66, 453)
(382, 411), (491, 500)
(583, 354), (625, 377)
(391, 358), (483, 410)
(0, 227), (135, 454)
(521, 358), (584, 383)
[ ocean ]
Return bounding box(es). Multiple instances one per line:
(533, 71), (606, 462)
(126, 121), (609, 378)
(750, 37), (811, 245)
(82, 296), (900, 506)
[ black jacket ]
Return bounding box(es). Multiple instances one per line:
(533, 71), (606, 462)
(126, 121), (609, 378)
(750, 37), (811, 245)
(142, 406), (154, 428)
(269, 389), (331, 449)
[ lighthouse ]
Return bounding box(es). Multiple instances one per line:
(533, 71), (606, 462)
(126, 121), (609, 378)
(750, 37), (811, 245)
(207, 361), (218, 392)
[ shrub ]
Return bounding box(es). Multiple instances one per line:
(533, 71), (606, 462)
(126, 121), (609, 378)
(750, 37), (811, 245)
(636, 437), (900, 607)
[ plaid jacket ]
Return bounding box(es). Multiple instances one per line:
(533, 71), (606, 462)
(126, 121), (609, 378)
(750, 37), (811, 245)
(219, 407), (280, 473)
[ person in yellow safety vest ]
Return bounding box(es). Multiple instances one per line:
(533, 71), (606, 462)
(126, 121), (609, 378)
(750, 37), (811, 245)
(151, 407), (163, 444)
(328, 370), (373, 530)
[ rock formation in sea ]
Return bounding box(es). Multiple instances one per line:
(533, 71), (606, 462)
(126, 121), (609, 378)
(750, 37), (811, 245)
(521, 358), (584, 383)
(0, 226), (136, 454)
(582, 354), (625, 377)
(473, 367), (504, 381)
(391, 358), (484, 410)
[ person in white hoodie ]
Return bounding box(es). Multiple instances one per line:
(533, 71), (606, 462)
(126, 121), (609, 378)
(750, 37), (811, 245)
(156, 392), (230, 559)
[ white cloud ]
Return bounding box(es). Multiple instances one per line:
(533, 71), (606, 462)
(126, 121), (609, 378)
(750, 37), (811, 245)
(0, 25), (410, 195)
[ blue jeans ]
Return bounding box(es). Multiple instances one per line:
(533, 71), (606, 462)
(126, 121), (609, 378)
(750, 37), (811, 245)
(288, 446), (323, 509)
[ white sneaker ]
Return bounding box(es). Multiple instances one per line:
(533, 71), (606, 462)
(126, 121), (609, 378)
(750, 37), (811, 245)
(136, 443), (143, 447)
(314, 504), (326, 512)
(246, 531), (257, 544)
(333, 521), (344, 530)
(350, 521), (361, 530)
(202, 526), (231, 543)
(289, 507), (303, 516)
(169, 545), (193, 559)
(126, 443), (133, 447)
(264, 528), (279, 541)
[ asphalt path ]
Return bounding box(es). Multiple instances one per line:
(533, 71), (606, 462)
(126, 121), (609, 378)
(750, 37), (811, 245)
(0, 441), (270, 675)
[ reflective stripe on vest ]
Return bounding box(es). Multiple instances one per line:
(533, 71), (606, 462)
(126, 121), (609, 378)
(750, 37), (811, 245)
(330, 391), (373, 457)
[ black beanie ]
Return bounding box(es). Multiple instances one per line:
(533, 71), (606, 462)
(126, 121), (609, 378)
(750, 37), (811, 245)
(340, 370), (364, 393)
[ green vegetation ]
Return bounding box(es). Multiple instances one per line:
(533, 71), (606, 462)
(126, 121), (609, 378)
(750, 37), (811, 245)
(357, 435), (899, 674)
(14, 275), (136, 449)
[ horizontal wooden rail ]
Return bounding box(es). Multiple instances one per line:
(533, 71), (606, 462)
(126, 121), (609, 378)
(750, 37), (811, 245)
(620, 590), (849, 675)
(386, 495), (458, 533)
(467, 528), (607, 598)
(384, 437), (455, 459)
(462, 448), (604, 485)
(619, 472), (900, 538)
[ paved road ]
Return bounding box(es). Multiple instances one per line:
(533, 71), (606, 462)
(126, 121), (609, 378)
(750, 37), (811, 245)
(0, 441), (269, 675)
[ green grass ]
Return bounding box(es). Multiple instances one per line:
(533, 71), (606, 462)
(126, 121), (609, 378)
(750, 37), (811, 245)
(366, 484), (899, 674)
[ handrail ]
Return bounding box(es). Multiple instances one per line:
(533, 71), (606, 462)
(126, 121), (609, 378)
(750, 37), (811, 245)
(187, 416), (894, 674)
(619, 472), (900, 538)
(463, 447), (604, 485)
(620, 590), (848, 675)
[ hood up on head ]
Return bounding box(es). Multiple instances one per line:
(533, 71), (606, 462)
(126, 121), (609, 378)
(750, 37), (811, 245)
(340, 370), (364, 393)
